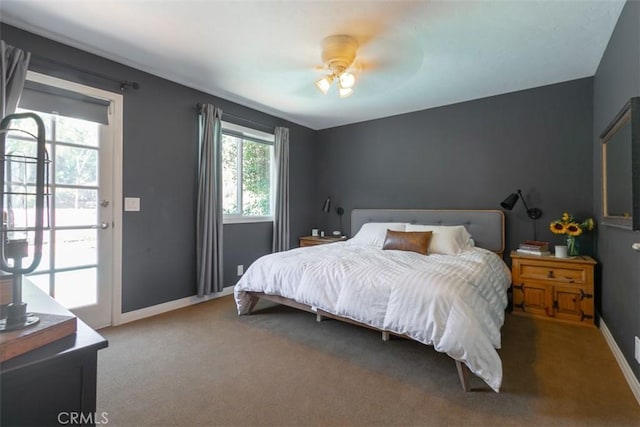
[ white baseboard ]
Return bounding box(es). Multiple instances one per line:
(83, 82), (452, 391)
(600, 319), (640, 406)
(113, 286), (235, 326)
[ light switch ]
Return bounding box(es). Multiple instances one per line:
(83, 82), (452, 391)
(124, 197), (140, 212)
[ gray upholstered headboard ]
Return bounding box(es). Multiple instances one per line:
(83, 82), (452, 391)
(351, 209), (505, 254)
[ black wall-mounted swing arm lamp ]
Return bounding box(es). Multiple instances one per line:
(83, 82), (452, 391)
(500, 189), (543, 219)
(322, 197), (345, 234)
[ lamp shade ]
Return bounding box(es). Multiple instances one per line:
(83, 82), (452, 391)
(315, 76), (334, 94)
(339, 72), (355, 89)
(322, 197), (331, 213)
(338, 87), (353, 98)
(500, 192), (519, 210)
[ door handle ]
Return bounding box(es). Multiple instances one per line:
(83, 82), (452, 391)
(92, 222), (110, 230)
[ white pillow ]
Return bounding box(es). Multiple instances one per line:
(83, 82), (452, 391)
(350, 222), (406, 248)
(404, 224), (474, 255)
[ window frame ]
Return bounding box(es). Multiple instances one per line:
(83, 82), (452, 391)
(221, 121), (275, 224)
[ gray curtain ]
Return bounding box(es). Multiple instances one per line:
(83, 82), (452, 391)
(1, 40), (31, 118)
(197, 104), (224, 296)
(272, 126), (290, 252)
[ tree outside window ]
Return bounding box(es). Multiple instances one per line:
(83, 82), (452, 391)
(222, 130), (273, 219)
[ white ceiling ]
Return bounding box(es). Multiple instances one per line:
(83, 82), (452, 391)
(0, 0), (626, 130)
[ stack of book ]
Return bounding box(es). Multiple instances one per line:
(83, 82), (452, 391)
(516, 240), (551, 256)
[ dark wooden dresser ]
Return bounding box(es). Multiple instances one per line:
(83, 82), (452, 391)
(1, 281), (108, 426)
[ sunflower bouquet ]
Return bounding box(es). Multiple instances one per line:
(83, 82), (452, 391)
(549, 212), (594, 256)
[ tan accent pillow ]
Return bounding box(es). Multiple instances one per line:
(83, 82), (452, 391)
(382, 230), (433, 255)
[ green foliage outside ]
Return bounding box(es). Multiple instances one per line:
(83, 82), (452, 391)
(222, 135), (239, 214)
(222, 134), (271, 216)
(242, 140), (270, 216)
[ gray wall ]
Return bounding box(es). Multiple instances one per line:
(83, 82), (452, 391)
(593, 0), (640, 382)
(315, 78), (595, 258)
(0, 24), (317, 313)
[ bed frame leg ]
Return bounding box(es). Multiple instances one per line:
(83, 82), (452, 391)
(381, 331), (390, 341)
(455, 360), (471, 392)
(247, 295), (259, 314)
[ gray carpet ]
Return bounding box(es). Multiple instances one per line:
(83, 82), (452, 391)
(96, 295), (640, 426)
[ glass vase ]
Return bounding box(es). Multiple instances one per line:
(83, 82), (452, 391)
(566, 236), (579, 256)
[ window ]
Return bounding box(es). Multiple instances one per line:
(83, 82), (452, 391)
(221, 122), (274, 223)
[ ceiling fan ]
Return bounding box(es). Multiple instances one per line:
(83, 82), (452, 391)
(315, 35), (360, 98)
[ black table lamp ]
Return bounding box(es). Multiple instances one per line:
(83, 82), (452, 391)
(0, 112), (50, 331)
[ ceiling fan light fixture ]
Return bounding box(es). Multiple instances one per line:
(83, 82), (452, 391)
(315, 35), (359, 98)
(338, 72), (355, 89)
(315, 75), (334, 94)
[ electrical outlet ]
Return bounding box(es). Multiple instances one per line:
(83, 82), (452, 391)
(635, 336), (640, 364)
(237, 265), (244, 276)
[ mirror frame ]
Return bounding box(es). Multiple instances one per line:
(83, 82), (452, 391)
(600, 97), (640, 230)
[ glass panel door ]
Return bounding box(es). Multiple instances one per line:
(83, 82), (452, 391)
(11, 78), (116, 328)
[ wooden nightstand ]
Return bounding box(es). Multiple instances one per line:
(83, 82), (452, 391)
(510, 251), (597, 327)
(299, 235), (347, 247)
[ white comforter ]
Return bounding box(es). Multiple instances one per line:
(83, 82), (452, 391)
(234, 242), (511, 392)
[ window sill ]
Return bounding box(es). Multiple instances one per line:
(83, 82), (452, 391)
(223, 216), (274, 225)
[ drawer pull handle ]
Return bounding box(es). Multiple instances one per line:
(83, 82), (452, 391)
(547, 270), (554, 278)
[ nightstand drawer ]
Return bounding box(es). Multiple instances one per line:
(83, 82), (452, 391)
(518, 264), (588, 284)
(299, 236), (347, 247)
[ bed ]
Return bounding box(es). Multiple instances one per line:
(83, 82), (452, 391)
(234, 209), (511, 392)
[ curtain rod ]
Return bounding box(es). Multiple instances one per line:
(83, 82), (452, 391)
(29, 54), (140, 91)
(196, 103), (274, 131)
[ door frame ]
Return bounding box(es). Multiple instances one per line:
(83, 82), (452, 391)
(25, 71), (123, 327)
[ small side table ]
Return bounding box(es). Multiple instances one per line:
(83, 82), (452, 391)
(510, 251), (597, 327)
(299, 235), (347, 247)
